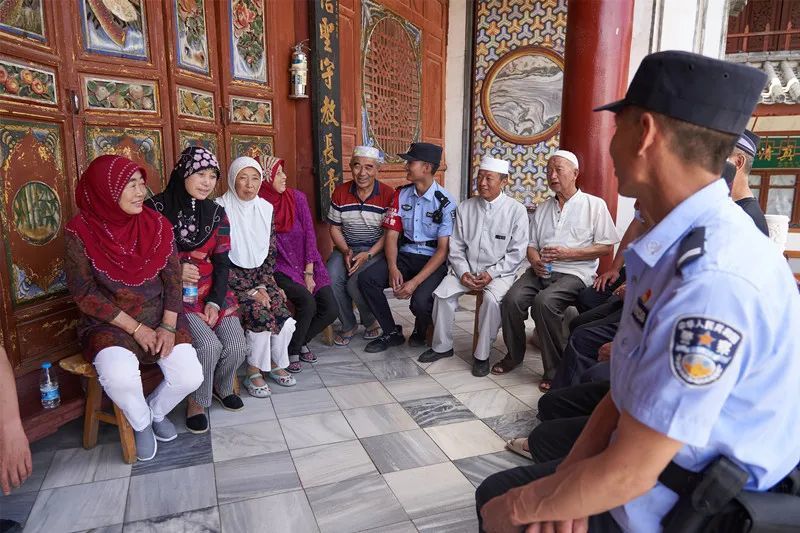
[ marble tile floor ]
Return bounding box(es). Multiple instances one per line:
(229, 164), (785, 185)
(1, 296), (549, 533)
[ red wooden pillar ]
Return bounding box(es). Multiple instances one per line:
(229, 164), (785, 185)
(559, 0), (635, 221)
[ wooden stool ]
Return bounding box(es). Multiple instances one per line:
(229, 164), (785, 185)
(59, 354), (137, 464)
(469, 290), (484, 354)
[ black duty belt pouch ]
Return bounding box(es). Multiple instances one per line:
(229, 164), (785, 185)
(719, 490), (800, 533)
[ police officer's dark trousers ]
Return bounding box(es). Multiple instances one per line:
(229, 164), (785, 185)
(476, 459), (622, 532)
(552, 308), (621, 389)
(359, 252), (447, 335)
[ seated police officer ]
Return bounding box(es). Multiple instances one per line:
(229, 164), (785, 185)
(359, 143), (457, 353)
(477, 51), (800, 533)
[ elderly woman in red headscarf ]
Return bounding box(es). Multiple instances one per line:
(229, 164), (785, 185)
(65, 155), (203, 462)
(259, 156), (337, 372)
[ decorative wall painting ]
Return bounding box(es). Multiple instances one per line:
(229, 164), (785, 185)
(230, 134), (273, 161)
(174, 0), (209, 74)
(79, 0), (149, 60)
(83, 76), (157, 113)
(229, 0), (267, 83)
(84, 126), (165, 188)
(230, 96), (272, 125)
(481, 46), (564, 145)
(0, 0), (46, 41)
(177, 86), (215, 121)
(0, 57), (57, 105)
(178, 130), (218, 154)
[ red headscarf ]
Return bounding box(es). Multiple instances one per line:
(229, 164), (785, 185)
(258, 156), (296, 233)
(66, 155), (175, 286)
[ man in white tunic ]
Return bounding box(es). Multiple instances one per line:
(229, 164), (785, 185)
(495, 150), (619, 389)
(418, 156), (529, 377)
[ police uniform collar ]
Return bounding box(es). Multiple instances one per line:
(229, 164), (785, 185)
(412, 180), (439, 200)
(349, 179), (380, 200)
(630, 179), (728, 268)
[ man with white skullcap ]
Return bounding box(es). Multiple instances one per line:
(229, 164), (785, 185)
(727, 130), (768, 235)
(419, 155), (529, 376)
(326, 145), (395, 345)
(496, 150), (619, 389)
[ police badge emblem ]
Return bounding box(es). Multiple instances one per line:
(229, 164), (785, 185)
(670, 316), (743, 386)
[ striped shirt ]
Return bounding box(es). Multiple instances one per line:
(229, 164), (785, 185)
(328, 180), (394, 248)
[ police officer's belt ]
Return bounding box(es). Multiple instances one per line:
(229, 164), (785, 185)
(660, 457), (800, 532)
(399, 234), (437, 248)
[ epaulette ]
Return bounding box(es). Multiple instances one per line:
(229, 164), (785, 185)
(676, 226), (705, 272)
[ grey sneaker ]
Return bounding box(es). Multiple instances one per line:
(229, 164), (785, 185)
(134, 424), (157, 461)
(152, 417), (178, 442)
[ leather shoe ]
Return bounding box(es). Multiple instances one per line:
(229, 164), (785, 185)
(418, 348), (453, 363)
(407, 330), (427, 348)
(472, 358), (490, 377)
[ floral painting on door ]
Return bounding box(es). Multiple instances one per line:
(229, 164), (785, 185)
(229, 0), (266, 83)
(174, 0), (209, 74)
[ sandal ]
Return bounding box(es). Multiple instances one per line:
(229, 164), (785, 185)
(334, 331), (356, 346)
(363, 325), (382, 340)
(538, 380), (552, 393)
(491, 356), (520, 375)
(269, 370), (297, 387)
(243, 372), (271, 398)
(506, 438), (533, 460)
(286, 360), (303, 373)
(299, 348), (317, 363)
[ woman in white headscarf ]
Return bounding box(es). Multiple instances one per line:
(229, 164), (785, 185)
(217, 157), (297, 396)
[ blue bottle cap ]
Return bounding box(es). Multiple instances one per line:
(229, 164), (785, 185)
(41, 362), (52, 369)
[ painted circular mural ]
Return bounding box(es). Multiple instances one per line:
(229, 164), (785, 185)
(12, 181), (61, 245)
(481, 46), (564, 145)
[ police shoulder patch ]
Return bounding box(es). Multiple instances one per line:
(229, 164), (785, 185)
(670, 316), (742, 386)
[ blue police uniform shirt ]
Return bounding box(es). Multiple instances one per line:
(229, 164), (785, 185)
(608, 179), (800, 532)
(391, 181), (456, 257)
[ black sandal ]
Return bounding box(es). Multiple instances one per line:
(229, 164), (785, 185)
(491, 356), (520, 375)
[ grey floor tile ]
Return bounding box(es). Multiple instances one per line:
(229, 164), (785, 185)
(383, 463), (475, 519)
(269, 367), (325, 395)
(358, 521), (417, 533)
(25, 477), (129, 532)
(413, 506), (479, 532)
(208, 395), (276, 429)
(211, 419), (287, 462)
(455, 388), (530, 419)
(122, 506), (219, 532)
(291, 439), (376, 488)
(131, 432), (213, 477)
(3, 449), (53, 495)
(306, 473), (408, 533)
(482, 410), (541, 441)
(361, 429), (448, 473)
(82, 524), (123, 533)
(0, 490), (37, 526)
(416, 355), (471, 374)
(316, 362), (376, 387)
(453, 451), (533, 487)
(328, 381), (395, 410)
(312, 348), (363, 366)
(219, 489), (319, 533)
(504, 383), (545, 408)
(400, 395), (476, 428)
(41, 444), (132, 489)
(365, 359), (426, 381)
(215, 451), (301, 505)
(125, 464), (217, 523)
(280, 411), (355, 449)
(424, 420), (506, 460)
(271, 387), (339, 418)
(431, 370), (500, 394)
(384, 376), (448, 402)
(342, 403), (418, 438)
(487, 365), (541, 387)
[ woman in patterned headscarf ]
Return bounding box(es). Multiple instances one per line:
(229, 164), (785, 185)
(65, 154), (203, 462)
(147, 147), (248, 434)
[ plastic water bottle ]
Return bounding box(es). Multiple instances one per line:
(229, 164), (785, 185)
(542, 262), (553, 279)
(40, 362), (60, 409)
(183, 280), (198, 305)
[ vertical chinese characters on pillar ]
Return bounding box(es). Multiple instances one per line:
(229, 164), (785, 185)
(310, 0), (343, 219)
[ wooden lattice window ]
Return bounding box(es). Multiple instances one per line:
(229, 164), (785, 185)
(362, 15), (421, 163)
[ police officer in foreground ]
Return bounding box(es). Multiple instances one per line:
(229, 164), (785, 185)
(358, 142), (457, 352)
(477, 50), (800, 532)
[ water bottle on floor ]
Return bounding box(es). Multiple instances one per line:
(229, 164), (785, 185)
(40, 362), (60, 409)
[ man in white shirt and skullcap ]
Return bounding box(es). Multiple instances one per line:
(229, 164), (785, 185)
(495, 150), (619, 390)
(419, 155), (529, 376)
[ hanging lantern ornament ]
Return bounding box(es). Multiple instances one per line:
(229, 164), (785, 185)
(290, 41), (310, 99)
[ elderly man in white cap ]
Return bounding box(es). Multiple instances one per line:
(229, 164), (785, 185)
(496, 150), (619, 389)
(419, 155), (529, 376)
(326, 145), (395, 346)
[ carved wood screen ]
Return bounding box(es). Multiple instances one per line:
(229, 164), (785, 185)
(0, 0), (297, 438)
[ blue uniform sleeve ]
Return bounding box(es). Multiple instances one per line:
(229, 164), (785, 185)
(615, 272), (758, 447)
(437, 197), (456, 238)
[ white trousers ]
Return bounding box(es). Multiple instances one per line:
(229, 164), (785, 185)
(432, 290), (502, 361)
(246, 317), (296, 371)
(93, 344), (204, 431)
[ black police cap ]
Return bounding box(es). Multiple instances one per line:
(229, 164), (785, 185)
(398, 142), (443, 166)
(594, 50), (767, 136)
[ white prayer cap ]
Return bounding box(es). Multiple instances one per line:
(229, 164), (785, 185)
(353, 145), (383, 162)
(479, 155), (510, 175)
(550, 149), (579, 170)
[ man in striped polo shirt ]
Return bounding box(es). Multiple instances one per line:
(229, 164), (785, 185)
(326, 145), (395, 346)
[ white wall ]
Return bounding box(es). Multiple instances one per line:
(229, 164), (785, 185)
(443, 0), (468, 201)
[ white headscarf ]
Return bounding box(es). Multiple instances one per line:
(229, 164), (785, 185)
(217, 157), (273, 269)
